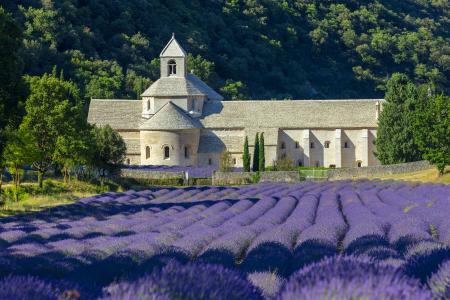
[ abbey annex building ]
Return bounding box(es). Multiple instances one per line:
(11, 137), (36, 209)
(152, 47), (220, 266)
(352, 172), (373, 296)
(88, 35), (384, 168)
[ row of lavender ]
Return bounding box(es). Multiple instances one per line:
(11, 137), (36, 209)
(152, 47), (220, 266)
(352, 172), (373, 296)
(0, 181), (448, 299)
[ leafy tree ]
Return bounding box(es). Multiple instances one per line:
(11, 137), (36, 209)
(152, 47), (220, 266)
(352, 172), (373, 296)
(0, 7), (24, 155)
(259, 132), (265, 171)
(187, 54), (218, 87)
(2, 129), (37, 201)
(90, 125), (126, 187)
(375, 73), (423, 164)
(20, 73), (82, 188)
(221, 80), (247, 100)
(243, 136), (251, 172)
(252, 133), (260, 172)
(219, 151), (233, 172)
(413, 94), (449, 175)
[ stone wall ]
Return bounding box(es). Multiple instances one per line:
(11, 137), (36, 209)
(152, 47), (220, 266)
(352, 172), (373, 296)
(120, 168), (185, 180)
(213, 171), (301, 185)
(212, 172), (255, 186)
(327, 160), (432, 180)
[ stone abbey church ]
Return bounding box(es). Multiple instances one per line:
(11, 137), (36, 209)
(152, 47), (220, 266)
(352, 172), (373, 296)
(88, 35), (383, 168)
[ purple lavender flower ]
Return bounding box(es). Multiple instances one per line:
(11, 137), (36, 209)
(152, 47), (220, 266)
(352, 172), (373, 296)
(100, 261), (262, 300)
(428, 259), (450, 300)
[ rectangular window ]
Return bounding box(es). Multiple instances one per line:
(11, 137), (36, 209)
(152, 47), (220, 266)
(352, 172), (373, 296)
(208, 158), (212, 165)
(310, 142), (315, 149)
(295, 142), (299, 149)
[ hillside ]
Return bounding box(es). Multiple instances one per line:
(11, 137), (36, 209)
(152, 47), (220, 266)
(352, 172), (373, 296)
(3, 0), (449, 100)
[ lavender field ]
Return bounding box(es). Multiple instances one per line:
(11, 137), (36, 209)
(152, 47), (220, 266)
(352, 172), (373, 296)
(0, 181), (449, 299)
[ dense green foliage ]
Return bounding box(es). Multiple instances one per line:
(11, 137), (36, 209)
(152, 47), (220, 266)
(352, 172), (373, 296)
(413, 94), (450, 175)
(375, 74), (424, 164)
(219, 151), (233, 172)
(0, 8), (24, 154)
(2, 0), (448, 101)
(252, 133), (260, 172)
(377, 73), (449, 174)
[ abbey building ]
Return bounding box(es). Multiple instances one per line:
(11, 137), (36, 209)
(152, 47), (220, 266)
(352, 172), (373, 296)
(88, 35), (383, 168)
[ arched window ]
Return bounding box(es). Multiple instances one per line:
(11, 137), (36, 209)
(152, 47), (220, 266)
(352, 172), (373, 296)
(298, 160), (303, 167)
(168, 60), (177, 75)
(344, 141), (349, 148)
(357, 161), (362, 168)
(184, 146), (189, 159)
(146, 146), (151, 159)
(295, 142), (299, 149)
(126, 158), (131, 165)
(233, 158), (237, 165)
(324, 141), (331, 148)
(147, 100), (150, 111)
(281, 142), (286, 149)
(164, 146), (170, 159)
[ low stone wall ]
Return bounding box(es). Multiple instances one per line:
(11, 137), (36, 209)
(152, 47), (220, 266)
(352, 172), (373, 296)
(213, 171), (302, 185)
(328, 160), (433, 180)
(260, 171), (301, 183)
(212, 172), (255, 186)
(120, 169), (185, 180)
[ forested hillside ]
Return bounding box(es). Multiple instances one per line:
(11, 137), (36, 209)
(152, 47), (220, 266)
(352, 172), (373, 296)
(2, 0), (449, 100)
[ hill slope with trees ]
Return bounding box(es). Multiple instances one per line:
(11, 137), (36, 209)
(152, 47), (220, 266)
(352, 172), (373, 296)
(2, 0), (449, 101)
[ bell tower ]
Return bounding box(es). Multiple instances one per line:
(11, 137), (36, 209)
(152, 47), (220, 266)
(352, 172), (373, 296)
(160, 33), (187, 78)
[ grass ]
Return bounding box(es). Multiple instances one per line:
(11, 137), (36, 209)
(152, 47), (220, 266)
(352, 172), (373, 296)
(0, 179), (114, 217)
(371, 167), (450, 184)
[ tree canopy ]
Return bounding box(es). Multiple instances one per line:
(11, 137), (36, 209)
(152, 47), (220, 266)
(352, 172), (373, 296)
(2, 0), (448, 101)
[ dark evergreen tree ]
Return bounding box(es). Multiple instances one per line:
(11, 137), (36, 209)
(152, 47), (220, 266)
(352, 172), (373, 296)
(376, 73), (423, 164)
(413, 93), (449, 175)
(243, 136), (251, 172)
(259, 132), (265, 171)
(0, 7), (24, 155)
(252, 133), (260, 172)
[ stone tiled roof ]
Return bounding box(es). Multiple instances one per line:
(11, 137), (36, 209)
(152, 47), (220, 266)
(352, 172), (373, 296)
(200, 100), (383, 129)
(87, 99), (142, 130)
(141, 74), (223, 100)
(160, 35), (187, 57)
(198, 135), (243, 153)
(140, 102), (202, 130)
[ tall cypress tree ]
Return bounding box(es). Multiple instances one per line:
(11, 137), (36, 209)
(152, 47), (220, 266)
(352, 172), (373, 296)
(376, 73), (423, 164)
(252, 133), (259, 172)
(259, 132), (265, 171)
(243, 136), (251, 172)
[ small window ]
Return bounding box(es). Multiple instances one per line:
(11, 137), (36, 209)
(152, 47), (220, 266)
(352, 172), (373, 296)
(357, 161), (362, 168)
(233, 158), (237, 165)
(147, 100), (150, 111)
(164, 146), (170, 159)
(310, 142), (315, 149)
(126, 158), (131, 165)
(184, 146), (189, 159)
(208, 158), (212, 165)
(281, 142), (286, 149)
(168, 59), (177, 75)
(146, 146), (151, 159)
(344, 142), (349, 148)
(295, 142), (299, 149)
(298, 160), (303, 167)
(324, 141), (330, 148)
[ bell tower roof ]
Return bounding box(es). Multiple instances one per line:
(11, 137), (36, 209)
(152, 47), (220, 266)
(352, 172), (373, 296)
(160, 33), (187, 58)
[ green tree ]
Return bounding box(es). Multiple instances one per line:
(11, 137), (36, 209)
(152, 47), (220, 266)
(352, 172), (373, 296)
(2, 129), (37, 201)
(259, 132), (265, 171)
(375, 73), (423, 164)
(219, 150), (233, 172)
(20, 73), (82, 188)
(243, 136), (251, 172)
(187, 54), (218, 86)
(0, 7), (24, 155)
(91, 125), (126, 187)
(252, 133), (260, 172)
(220, 80), (247, 100)
(414, 93), (449, 175)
